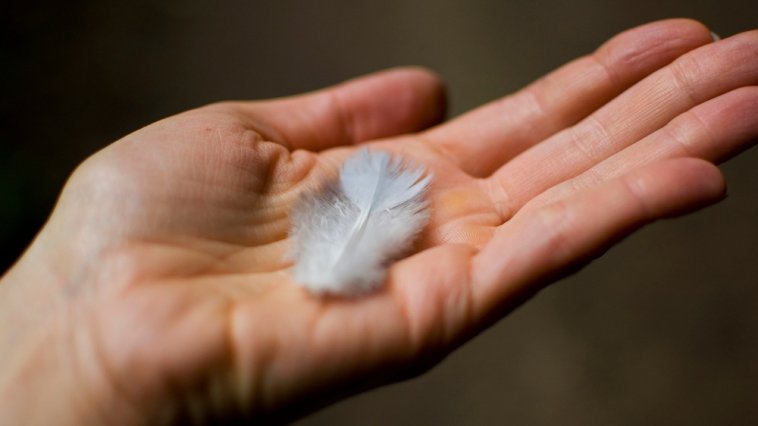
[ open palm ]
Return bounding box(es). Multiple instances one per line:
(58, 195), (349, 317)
(2, 20), (757, 425)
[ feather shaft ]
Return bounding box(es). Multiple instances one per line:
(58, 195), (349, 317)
(331, 161), (382, 270)
(290, 149), (431, 296)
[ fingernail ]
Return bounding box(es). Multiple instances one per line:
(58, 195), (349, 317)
(710, 31), (721, 41)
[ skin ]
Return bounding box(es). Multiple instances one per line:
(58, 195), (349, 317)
(1, 19), (757, 425)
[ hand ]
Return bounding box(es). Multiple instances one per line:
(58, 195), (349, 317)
(1, 19), (756, 425)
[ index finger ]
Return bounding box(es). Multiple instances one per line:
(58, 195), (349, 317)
(425, 19), (715, 177)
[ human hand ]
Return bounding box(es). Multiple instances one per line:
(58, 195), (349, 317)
(1, 19), (756, 425)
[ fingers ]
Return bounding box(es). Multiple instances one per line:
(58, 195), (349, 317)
(229, 67), (447, 151)
(487, 30), (758, 220)
(471, 158), (725, 317)
(524, 86), (758, 209)
(426, 19), (715, 176)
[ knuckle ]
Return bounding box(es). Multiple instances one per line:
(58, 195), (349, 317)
(535, 200), (576, 260)
(731, 85), (758, 108)
(484, 176), (516, 223)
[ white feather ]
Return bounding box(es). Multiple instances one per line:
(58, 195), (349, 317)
(290, 149), (431, 296)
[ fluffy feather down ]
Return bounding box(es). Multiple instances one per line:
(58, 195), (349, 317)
(290, 150), (431, 296)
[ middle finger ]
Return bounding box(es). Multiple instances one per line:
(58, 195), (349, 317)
(485, 30), (758, 221)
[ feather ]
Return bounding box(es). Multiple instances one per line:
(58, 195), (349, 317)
(290, 149), (431, 296)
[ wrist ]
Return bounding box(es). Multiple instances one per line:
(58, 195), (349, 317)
(0, 245), (136, 425)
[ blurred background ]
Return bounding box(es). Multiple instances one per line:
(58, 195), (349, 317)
(2, 1), (757, 424)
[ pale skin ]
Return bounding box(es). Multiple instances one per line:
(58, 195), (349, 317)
(1, 19), (757, 425)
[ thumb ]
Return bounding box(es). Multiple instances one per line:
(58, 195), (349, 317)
(229, 67), (447, 151)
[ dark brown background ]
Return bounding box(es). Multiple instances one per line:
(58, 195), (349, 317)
(2, 1), (757, 424)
